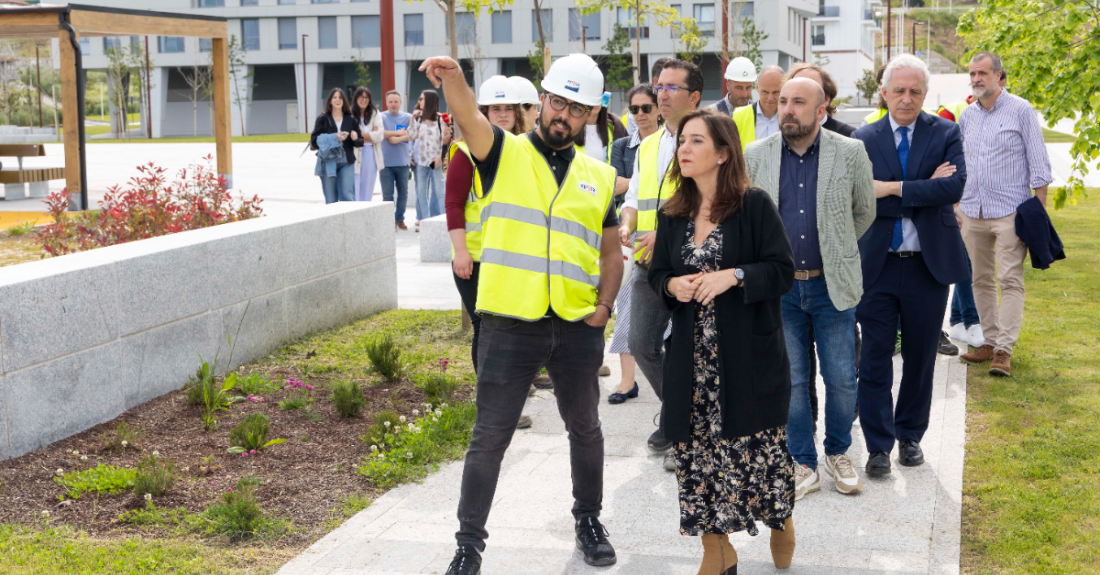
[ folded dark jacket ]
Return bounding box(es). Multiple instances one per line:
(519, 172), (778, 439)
(1014, 196), (1066, 270)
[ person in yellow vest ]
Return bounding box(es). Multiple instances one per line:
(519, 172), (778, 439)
(420, 53), (623, 575)
(709, 56), (757, 115)
(618, 59), (703, 470)
(728, 65), (786, 152)
(508, 75), (541, 131)
(936, 95), (976, 123)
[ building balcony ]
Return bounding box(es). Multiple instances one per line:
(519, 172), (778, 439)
(817, 5), (840, 18)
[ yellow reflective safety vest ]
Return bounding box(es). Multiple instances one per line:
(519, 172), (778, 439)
(476, 132), (616, 321)
(575, 124), (615, 164)
(864, 108), (888, 125)
(936, 101), (970, 124)
(633, 126), (677, 262)
(732, 104), (756, 152)
(448, 141), (489, 261)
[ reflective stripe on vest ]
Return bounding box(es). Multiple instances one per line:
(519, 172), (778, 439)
(732, 104), (756, 152)
(449, 141), (489, 261)
(475, 132), (616, 321)
(634, 126), (676, 261)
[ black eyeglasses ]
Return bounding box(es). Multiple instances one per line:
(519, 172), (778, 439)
(629, 104), (655, 114)
(546, 95), (592, 118)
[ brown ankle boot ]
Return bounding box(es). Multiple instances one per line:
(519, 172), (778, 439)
(960, 344), (995, 365)
(989, 350), (1012, 376)
(698, 534), (723, 575)
(717, 534), (738, 574)
(770, 517), (796, 569)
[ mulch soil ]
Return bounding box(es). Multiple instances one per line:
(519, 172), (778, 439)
(0, 362), (472, 549)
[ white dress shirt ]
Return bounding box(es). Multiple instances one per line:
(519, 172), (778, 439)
(888, 114), (921, 252)
(755, 103), (780, 140)
(623, 126), (677, 211)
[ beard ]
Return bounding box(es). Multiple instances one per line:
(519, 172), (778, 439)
(539, 113), (578, 149)
(780, 115), (815, 139)
(971, 84), (993, 99)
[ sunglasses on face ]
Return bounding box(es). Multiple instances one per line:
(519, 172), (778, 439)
(546, 95), (592, 118)
(629, 104), (655, 114)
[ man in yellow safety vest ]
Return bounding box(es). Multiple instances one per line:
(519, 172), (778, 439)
(729, 65), (786, 151)
(419, 52), (623, 575)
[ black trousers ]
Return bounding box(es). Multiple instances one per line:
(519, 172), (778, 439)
(455, 314), (606, 552)
(857, 253), (949, 453)
(453, 262), (482, 371)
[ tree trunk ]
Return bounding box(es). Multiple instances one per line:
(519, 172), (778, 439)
(534, 0), (547, 62)
(447, 1), (458, 61)
(633, 0), (642, 85)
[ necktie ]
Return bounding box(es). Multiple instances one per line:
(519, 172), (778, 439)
(891, 126), (909, 251)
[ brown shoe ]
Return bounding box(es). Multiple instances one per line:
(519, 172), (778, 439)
(532, 374), (553, 389)
(396, 221), (408, 230)
(989, 350), (1012, 377)
(960, 344), (994, 365)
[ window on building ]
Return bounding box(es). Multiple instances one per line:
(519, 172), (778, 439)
(491, 11), (512, 44)
(103, 37), (121, 52)
(568, 8), (600, 41)
(670, 4), (682, 38)
(278, 0), (296, 5)
(318, 16), (338, 48)
(200, 38), (213, 52)
(158, 36), (185, 53)
(455, 12), (476, 44)
(278, 18), (297, 50)
(130, 36), (141, 49)
(79, 37), (90, 56)
(812, 24), (825, 46)
(693, 4), (714, 36)
(531, 9), (553, 43)
(405, 14), (424, 46)
(196, 0), (224, 6)
(241, 0), (258, 5)
(312, 0), (339, 3)
(351, 0), (370, 2)
(616, 7), (648, 39)
(242, 18), (260, 50)
(352, 15), (380, 48)
(733, 2), (753, 31)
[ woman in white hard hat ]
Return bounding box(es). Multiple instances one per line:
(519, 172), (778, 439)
(508, 75), (540, 131)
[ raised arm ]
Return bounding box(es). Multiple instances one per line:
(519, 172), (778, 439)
(419, 56), (494, 161)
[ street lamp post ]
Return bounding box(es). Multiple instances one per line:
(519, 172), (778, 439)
(301, 34), (308, 134)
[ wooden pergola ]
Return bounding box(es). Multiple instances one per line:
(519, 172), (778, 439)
(0, 3), (232, 209)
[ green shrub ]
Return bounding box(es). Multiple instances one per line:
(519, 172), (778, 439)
(277, 377), (312, 411)
(233, 372), (277, 396)
(278, 397), (306, 411)
(133, 454), (177, 498)
(118, 501), (193, 528)
(421, 373), (459, 404)
(364, 334), (404, 381)
(5, 219), (37, 237)
(198, 479), (265, 540)
(363, 410), (403, 451)
(102, 421), (143, 452)
(330, 380), (366, 418)
(359, 402), (477, 488)
(55, 464), (136, 499)
(227, 413), (286, 454)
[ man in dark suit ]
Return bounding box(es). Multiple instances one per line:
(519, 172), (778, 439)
(851, 54), (969, 478)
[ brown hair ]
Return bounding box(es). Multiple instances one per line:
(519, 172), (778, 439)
(324, 87), (351, 116)
(477, 103), (529, 135)
(661, 110), (750, 223)
(786, 62), (839, 116)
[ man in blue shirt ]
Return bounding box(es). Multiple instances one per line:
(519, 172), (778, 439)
(379, 91), (414, 229)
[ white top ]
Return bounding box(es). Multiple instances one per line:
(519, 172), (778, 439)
(755, 103), (780, 140)
(888, 113), (920, 252)
(583, 124), (606, 162)
(624, 126), (677, 211)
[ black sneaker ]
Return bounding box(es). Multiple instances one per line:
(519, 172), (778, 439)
(444, 545), (481, 575)
(575, 517), (616, 566)
(647, 428), (672, 452)
(938, 331), (959, 356)
(866, 451), (891, 477)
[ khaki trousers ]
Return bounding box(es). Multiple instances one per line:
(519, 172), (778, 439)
(959, 211), (1028, 354)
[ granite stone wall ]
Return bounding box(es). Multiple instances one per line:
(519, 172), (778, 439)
(0, 202), (397, 461)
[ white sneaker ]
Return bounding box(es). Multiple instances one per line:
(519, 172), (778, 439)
(663, 454), (676, 472)
(823, 454), (863, 494)
(793, 464), (820, 500)
(966, 324), (985, 348)
(947, 323), (968, 343)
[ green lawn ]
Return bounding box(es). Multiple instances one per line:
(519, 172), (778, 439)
(962, 192), (1100, 573)
(1042, 128), (1077, 144)
(86, 133), (311, 145)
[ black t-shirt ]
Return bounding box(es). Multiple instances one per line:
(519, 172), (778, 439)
(475, 126), (619, 229)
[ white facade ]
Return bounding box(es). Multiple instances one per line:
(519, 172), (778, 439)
(810, 0), (881, 103)
(60, 0), (815, 137)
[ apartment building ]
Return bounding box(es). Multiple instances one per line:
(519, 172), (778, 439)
(61, 0), (815, 137)
(810, 0), (882, 102)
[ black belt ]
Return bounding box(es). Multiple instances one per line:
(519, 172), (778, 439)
(888, 251), (920, 258)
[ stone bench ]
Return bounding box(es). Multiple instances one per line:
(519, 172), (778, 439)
(0, 144), (65, 200)
(419, 213), (451, 263)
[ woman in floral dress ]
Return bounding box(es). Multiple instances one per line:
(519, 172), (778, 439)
(648, 110), (798, 574)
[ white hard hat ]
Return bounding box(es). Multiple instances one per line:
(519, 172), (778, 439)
(540, 53), (604, 107)
(508, 76), (541, 105)
(725, 57), (758, 82)
(478, 75), (521, 106)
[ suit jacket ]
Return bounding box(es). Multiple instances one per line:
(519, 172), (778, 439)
(851, 111), (969, 288)
(823, 115), (856, 137)
(1015, 196), (1066, 270)
(647, 188), (795, 441)
(744, 129), (876, 311)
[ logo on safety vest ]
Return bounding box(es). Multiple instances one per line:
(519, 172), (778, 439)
(579, 182), (597, 195)
(565, 80), (580, 93)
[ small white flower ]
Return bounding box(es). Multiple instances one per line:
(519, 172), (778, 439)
(424, 403), (433, 410)
(144, 493), (152, 501)
(405, 451), (413, 459)
(56, 468), (64, 476)
(72, 450), (79, 456)
(412, 410), (419, 416)
(399, 415), (407, 423)
(441, 403), (448, 409)
(407, 423), (415, 431)
(377, 453), (385, 460)
(80, 455), (88, 461)
(383, 421), (391, 428)
(432, 416), (439, 423)
(152, 450), (160, 457)
(370, 444), (378, 452)
(121, 440), (129, 447)
(41, 510), (50, 518)
(435, 409), (443, 417)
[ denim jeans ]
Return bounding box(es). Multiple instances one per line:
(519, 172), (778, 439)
(378, 166), (410, 223)
(949, 248), (979, 327)
(782, 277), (858, 470)
(415, 164), (445, 220)
(319, 163), (355, 204)
(456, 314), (606, 552)
(627, 267), (668, 400)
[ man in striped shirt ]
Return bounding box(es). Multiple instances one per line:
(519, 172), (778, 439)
(956, 52), (1052, 377)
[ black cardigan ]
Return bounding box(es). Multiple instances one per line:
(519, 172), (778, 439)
(647, 188), (796, 441)
(309, 113), (363, 165)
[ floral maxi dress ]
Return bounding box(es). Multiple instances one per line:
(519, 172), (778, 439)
(672, 220), (796, 537)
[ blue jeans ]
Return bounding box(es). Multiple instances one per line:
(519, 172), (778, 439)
(320, 163), (355, 204)
(949, 249), (979, 327)
(415, 164), (445, 220)
(379, 166), (410, 223)
(782, 277), (858, 470)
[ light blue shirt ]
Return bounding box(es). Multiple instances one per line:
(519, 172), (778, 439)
(888, 114), (921, 252)
(755, 103), (780, 140)
(381, 111), (413, 168)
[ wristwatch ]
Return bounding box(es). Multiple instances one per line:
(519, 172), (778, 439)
(733, 268), (745, 285)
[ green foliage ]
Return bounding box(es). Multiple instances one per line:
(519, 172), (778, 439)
(197, 477), (285, 541)
(55, 464), (136, 500)
(5, 219), (37, 237)
(363, 334), (405, 382)
(856, 68), (880, 107)
(133, 455), (177, 498)
(421, 372), (459, 404)
(118, 501), (194, 528)
(227, 34), (256, 136)
(732, 13), (767, 71)
(278, 397), (305, 411)
(330, 380), (367, 418)
(603, 25), (633, 103)
(526, 41), (547, 86)
(363, 410), (403, 451)
(577, 0), (680, 84)
(349, 50), (372, 88)
(232, 372), (277, 396)
(227, 413), (286, 453)
(360, 402), (477, 487)
(102, 421), (143, 452)
(958, 1), (1096, 209)
(673, 18), (708, 65)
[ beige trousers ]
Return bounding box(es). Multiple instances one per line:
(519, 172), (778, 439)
(959, 211), (1028, 354)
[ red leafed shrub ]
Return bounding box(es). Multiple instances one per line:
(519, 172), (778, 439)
(39, 155), (263, 257)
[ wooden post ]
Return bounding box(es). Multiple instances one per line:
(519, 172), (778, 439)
(380, 0), (395, 93)
(58, 27), (83, 206)
(212, 36), (234, 188)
